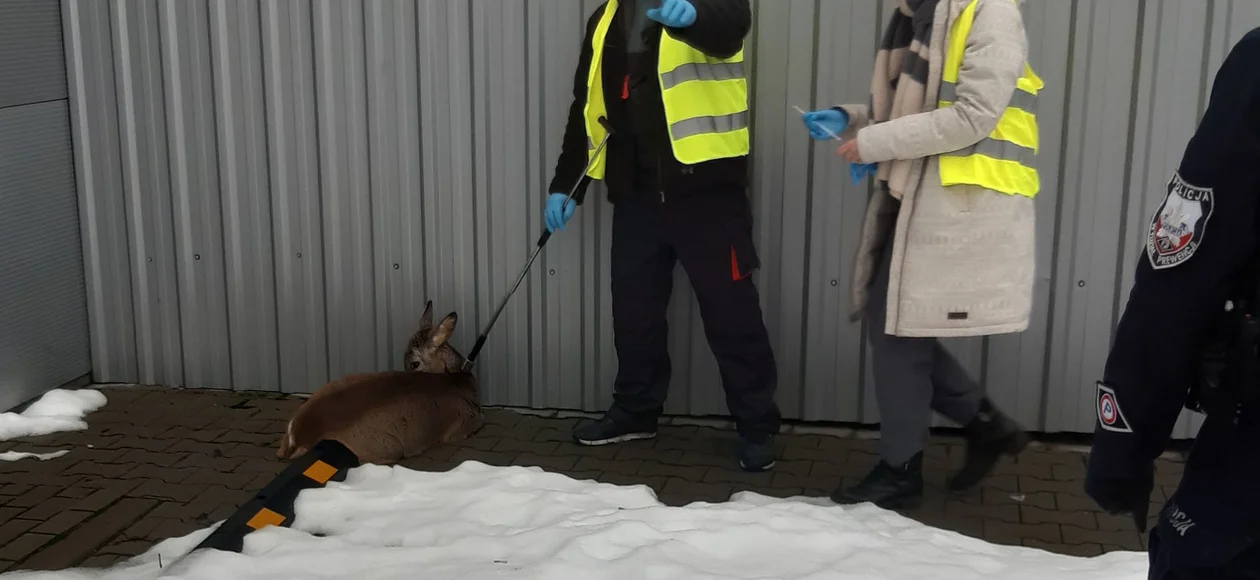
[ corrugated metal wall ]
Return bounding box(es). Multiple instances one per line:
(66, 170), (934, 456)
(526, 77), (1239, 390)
(0, 0), (92, 412)
(60, 0), (1260, 434)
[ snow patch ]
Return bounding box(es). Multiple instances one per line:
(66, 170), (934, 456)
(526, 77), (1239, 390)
(0, 389), (108, 441)
(0, 449), (70, 462)
(1, 461), (1148, 580)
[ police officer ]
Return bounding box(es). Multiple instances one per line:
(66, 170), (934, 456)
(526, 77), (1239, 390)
(544, 0), (782, 471)
(1084, 27), (1260, 580)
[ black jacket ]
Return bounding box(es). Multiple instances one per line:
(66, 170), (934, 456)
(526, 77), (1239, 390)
(547, 0), (752, 205)
(1085, 27), (1260, 567)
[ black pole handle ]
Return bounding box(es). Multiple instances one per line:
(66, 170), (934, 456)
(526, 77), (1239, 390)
(535, 116), (613, 250)
(464, 335), (489, 370)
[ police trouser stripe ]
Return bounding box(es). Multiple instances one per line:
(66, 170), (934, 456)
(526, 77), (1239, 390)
(670, 111), (749, 141)
(659, 62), (745, 90)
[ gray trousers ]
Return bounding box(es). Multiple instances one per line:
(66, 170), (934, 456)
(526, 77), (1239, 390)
(866, 240), (984, 465)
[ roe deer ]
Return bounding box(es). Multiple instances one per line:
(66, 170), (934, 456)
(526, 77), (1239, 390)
(277, 301), (481, 465)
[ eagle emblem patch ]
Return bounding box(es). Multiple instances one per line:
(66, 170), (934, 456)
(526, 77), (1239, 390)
(1147, 171), (1214, 270)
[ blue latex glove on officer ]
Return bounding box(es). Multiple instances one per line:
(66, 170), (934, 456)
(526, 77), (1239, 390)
(850, 162), (876, 184)
(646, 0), (697, 28)
(544, 193), (576, 233)
(801, 108), (847, 141)
(801, 108), (877, 185)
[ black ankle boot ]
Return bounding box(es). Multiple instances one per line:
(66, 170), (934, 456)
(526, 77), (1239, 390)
(830, 453), (924, 510)
(948, 398), (1029, 491)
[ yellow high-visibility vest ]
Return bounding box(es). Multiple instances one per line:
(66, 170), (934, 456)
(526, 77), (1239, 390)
(583, 0), (750, 179)
(938, 0), (1044, 198)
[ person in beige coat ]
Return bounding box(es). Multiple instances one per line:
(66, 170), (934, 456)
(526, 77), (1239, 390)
(801, 0), (1041, 509)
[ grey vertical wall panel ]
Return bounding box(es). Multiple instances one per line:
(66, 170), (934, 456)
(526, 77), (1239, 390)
(799, 0), (884, 422)
(61, 0), (1259, 434)
(63, 0), (138, 384)
(0, 102), (92, 411)
(1044, 0), (1143, 433)
(260, 0), (328, 393)
(0, 0), (68, 108)
(160, 0), (235, 389)
(983, 0), (1074, 430)
(365, 0), (424, 376)
(313, 0), (377, 381)
(416, 1), (479, 381)
(470, 0), (532, 406)
(2, 0), (89, 413)
(210, 0), (282, 391)
(110, 1), (184, 387)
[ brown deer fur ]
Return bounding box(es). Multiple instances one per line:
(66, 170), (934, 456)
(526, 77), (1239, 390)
(277, 301), (482, 465)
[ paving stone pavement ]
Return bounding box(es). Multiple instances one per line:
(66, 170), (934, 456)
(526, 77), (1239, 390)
(0, 385), (1183, 574)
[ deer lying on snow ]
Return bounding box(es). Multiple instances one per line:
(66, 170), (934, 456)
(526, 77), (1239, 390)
(277, 301), (482, 465)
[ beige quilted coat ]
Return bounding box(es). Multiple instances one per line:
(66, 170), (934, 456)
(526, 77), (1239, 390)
(836, 0), (1036, 338)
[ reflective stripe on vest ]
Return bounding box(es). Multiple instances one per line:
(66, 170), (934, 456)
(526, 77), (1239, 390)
(582, 0), (750, 179)
(937, 0), (1044, 198)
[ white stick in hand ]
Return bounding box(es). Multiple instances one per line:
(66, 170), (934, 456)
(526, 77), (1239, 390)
(794, 105), (844, 142)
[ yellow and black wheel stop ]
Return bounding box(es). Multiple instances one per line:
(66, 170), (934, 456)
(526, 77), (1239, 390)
(158, 439), (360, 575)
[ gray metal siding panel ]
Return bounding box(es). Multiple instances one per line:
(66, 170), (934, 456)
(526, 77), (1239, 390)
(211, 0), (282, 391)
(983, 0), (1075, 430)
(260, 0), (328, 393)
(0, 101), (92, 411)
(161, 0), (234, 389)
(60, 0), (1255, 433)
(1046, 0), (1145, 433)
(797, 0), (885, 422)
(63, 0), (138, 384)
(0, 0), (68, 108)
(111, 0), (185, 387)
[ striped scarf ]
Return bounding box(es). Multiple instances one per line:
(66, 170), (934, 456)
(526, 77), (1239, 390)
(870, 0), (940, 197)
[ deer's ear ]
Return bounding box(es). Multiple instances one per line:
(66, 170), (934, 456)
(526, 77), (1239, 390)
(419, 300), (434, 331)
(430, 313), (457, 346)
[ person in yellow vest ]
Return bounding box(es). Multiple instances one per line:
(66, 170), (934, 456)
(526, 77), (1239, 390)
(799, 0), (1040, 507)
(545, 0), (781, 471)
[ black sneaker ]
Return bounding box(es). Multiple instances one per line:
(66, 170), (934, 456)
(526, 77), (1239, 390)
(572, 415), (657, 446)
(948, 398), (1029, 492)
(830, 453), (924, 510)
(739, 435), (777, 472)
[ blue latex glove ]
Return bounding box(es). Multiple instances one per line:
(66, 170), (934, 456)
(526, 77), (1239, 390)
(850, 162), (877, 185)
(801, 109), (848, 141)
(544, 193), (576, 233)
(646, 0), (697, 28)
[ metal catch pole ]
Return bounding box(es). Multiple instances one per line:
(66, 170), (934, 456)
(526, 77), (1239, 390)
(461, 117), (615, 371)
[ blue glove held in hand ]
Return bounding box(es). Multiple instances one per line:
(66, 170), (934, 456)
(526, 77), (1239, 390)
(801, 109), (848, 141)
(544, 193), (576, 233)
(850, 162), (877, 185)
(646, 0), (697, 28)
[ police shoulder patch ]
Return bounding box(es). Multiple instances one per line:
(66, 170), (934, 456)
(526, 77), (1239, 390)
(1147, 171), (1214, 270)
(1096, 382), (1133, 433)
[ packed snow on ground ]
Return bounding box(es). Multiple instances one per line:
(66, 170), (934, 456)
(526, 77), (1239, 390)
(2, 461), (1149, 580)
(0, 388), (107, 461)
(0, 449), (69, 462)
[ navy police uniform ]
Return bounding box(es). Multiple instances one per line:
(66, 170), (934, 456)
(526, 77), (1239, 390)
(1085, 28), (1260, 579)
